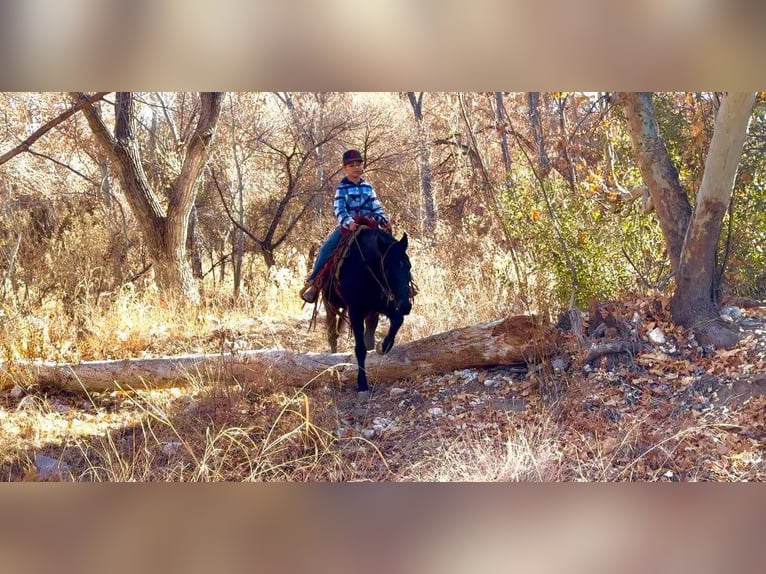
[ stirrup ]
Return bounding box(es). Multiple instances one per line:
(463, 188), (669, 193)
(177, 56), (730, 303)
(301, 283), (319, 304)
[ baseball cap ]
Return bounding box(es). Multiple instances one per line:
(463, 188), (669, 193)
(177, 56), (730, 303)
(342, 149), (363, 165)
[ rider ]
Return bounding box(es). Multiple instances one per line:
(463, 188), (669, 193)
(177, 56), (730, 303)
(301, 149), (390, 304)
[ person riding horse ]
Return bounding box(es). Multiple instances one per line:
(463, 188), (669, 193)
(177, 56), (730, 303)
(301, 149), (412, 399)
(301, 149), (390, 304)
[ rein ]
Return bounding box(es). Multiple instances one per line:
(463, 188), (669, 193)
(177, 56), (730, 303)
(351, 230), (397, 303)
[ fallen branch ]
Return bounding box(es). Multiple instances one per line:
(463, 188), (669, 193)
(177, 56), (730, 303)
(584, 341), (644, 367)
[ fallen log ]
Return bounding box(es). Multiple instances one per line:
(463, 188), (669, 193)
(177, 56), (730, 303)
(0, 315), (558, 393)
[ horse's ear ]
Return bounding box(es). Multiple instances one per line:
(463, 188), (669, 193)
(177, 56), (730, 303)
(399, 233), (408, 250)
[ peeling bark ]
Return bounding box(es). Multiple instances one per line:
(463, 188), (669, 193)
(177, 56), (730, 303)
(618, 92), (692, 272)
(620, 92), (756, 348)
(670, 92), (756, 346)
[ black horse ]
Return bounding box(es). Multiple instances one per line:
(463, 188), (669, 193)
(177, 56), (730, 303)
(322, 227), (413, 397)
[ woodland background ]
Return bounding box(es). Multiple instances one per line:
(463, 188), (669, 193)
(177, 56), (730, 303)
(0, 92), (763, 481)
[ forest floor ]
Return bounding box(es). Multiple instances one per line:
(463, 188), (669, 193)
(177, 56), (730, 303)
(1, 295), (764, 482)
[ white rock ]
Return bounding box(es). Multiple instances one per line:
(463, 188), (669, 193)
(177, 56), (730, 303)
(372, 417), (392, 431)
(551, 358), (568, 373)
(427, 407), (444, 417)
(720, 306), (743, 320)
(363, 429), (376, 439)
(648, 327), (666, 345)
(389, 387), (406, 397)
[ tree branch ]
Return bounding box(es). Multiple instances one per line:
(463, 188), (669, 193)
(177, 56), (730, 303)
(0, 92), (109, 166)
(26, 149), (100, 186)
(211, 168), (266, 250)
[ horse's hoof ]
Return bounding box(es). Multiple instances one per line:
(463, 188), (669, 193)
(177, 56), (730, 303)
(357, 390), (371, 402)
(380, 339), (394, 354)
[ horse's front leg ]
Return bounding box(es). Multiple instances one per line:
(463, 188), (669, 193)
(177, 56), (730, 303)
(363, 312), (379, 351)
(380, 315), (404, 355)
(349, 309), (369, 395)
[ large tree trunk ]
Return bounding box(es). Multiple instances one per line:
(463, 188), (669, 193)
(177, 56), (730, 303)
(620, 92), (756, 348)
(2, 316), (557, 393)
(619, 92), (692, 272)
(72, 92), (223, 303)
(670, 92), (756, 346)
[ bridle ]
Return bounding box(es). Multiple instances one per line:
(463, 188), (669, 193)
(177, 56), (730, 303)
(351, 231), (403, 304)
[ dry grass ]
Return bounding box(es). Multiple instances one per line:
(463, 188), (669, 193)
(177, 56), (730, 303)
(1, 235), (763, 482)
(397, 421), (564, 482)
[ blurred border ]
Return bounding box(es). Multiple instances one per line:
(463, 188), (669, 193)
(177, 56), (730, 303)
(1, 0), (764, 90)
(1, 0), (763, 570)
(0, 484), (763, 573)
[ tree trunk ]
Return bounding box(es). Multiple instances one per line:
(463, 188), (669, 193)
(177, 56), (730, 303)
(232, 225), (244, 299)
(555, 95), (577, 192)
(407, 92), (437, 235)
(72, 92), (223, 304)
(670, 92), (756, 346)
(620, 92), (756, 348)
(618, 92), (692, 272)
(527, 92), (550, 178)
(3, 315), (558, 393)
(187, 204), (203, 279)
(495, 92), (513, 187)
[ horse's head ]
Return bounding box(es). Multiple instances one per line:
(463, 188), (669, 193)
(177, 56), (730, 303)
(379, 232), (413, 316)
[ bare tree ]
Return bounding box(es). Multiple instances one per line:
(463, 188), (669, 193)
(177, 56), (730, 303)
(527, 92), (550, 178)
(494, 92), (513, 187)
(553, 93), (577, 192)
(214, 128), (345, 270)
(407, 92), (437, 234)
(73, 92), (224, 303)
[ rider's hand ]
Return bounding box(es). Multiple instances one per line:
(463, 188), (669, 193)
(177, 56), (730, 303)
(347, 221), (359, 232)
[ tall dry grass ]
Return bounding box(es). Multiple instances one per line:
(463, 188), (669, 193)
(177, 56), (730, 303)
(0, 232), (584, 481)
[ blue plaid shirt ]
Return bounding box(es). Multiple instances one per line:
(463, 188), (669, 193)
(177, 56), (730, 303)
(334, 177), (389, 229)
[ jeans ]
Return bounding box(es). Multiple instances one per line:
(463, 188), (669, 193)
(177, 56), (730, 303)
(308, 227), (343, 281)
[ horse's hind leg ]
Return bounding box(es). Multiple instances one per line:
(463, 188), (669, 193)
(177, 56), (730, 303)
(324, 302), (340, 353)
(363, 312), (378, 351)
